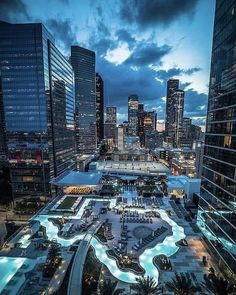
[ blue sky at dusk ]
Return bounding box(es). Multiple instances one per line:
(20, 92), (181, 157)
(0, 0), (216, 128)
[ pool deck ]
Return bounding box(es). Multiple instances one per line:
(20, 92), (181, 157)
(0, 191), (213, 294)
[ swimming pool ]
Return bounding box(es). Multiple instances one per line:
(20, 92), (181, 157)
(34, 197), (116, 247)
(91, 208), (185, 284)
(33, 196), (185, 284)
(0, 257), (36, 294)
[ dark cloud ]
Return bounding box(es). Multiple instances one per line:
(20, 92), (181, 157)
(116, 29), (136, 46)
(184, 89), (207, 118)
(154, 67), (201, 81)
(90, 38), (116, 56)
(181, 82), (192, 89)
(125, 43), (171, 66)
(120, 0), (199, 27)
(0, 0), (29, 21)
(46, 18), (77, 49)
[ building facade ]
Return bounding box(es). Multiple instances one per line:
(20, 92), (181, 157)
(197, 0), (236, 275)
(96, 73), (104, 143)
(70, 46), (96, 154)
(128, 95), (139, 136)
(0, 21), (76, 197)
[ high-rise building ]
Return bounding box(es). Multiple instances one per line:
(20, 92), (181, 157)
(128, 95), (139, 136)
(104, 123), (116, 142)
(70, 46), (96, 154)
(117, 125), (124, 151)
(180, 117), (193, 148)
(138, 103), (145, 147)
(169, 89), (185, 147)
(197, 0), (236, 275)
(96, 73), (104, 143)
(165, 79), (179, 135)
(0, 21), (76, 197)
(104, 106), (116, 147)
(182, 117), (192, 139)
(106, 106), (116, 123)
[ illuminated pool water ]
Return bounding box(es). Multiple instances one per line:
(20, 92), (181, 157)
(18, 234), (31, 248)
(0, 257), (35, 293)
(33, 196), (185, 284)
(91, 208), (185, 284)
(34, 197), (116, 247)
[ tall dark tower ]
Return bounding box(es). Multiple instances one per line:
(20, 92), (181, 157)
(165, 79), (179, 135)
(70, 46), (96, 154)
(0, 21), (76, 197)
(96, 73), (104, 143)
(197, 0), (236, 275)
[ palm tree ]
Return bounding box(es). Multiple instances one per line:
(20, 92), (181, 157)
(131, 276), (160, 295)
(98, 279), (122, 295)
(202, 273), (236, 295)
(165, 273), (196, 295)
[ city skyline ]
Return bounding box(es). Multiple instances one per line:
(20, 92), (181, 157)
(0, 1), (236, 293)
(0, 0), (215, 129)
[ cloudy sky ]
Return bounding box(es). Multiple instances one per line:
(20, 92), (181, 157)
(0, 0), (216, 129)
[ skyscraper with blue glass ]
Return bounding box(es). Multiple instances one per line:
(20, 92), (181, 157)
(70, 46), (97, 154)
(197, 0), (236, 276)
(0, 21), (76, 197)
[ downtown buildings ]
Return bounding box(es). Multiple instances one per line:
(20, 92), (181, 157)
(0, 21), (76, 197)
(197, 0), (236, 275)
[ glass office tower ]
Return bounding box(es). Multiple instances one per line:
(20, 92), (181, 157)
(197, 0), (236, 275)
(70, 46), (97, 154)
(0, 21), (76, 197)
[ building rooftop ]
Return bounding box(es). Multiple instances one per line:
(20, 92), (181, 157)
(51, 171), (102, 186)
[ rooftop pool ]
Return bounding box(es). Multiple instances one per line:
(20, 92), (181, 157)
(33, 196), (185, 284)
(91, 208), (185, 284)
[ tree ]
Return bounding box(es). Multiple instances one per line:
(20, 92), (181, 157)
(202, 273), (236, 295)
(99, 279), (122, 295)
(131, 276), (160, 295)
(165, 273), (196, 295)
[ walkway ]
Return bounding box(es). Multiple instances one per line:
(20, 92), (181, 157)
(67, 221), (102, 295)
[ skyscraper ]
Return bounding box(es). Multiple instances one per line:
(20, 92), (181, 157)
(172, 90), (184, 147)
(197, 0), (236, 275)
(165, 79), (179, 135)
(96, 73), (104, 143)
(106, 106), (117, 123)
(70, 46), (96, 154)
(0, 21), (76, 197)
(165, 79), (184, 147)
(128, 95), (139, 136)
(104, 106), (117, 147)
